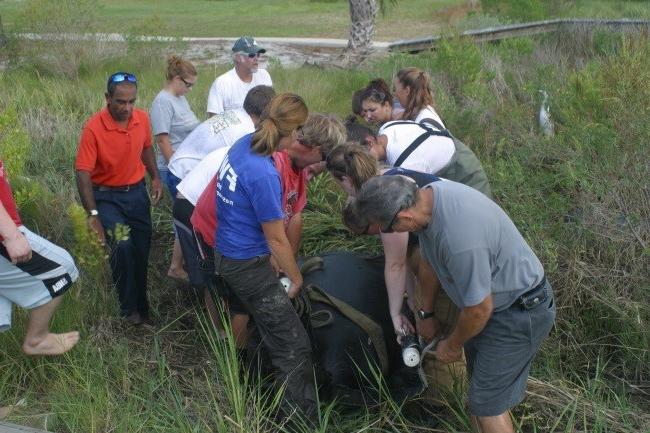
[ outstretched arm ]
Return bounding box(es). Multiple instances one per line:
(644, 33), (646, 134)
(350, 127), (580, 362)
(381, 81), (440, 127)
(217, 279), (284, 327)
(381, 231), (415, 336)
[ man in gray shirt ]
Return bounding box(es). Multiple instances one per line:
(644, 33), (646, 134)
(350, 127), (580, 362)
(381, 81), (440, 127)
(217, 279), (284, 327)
(350, 176), (556, 433)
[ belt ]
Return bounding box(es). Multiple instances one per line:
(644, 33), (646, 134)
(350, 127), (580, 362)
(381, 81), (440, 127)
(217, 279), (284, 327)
(93, 179), (144, 192)
(515, 276), (549, 310)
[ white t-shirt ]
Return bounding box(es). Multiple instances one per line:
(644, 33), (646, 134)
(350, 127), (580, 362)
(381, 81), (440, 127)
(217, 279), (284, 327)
(414, 105), (445, 129)
(206, 67), (272, 114)
(167, 109), (255, 179)
(379, 121), (455, 175)
(176, 147), (229, 206)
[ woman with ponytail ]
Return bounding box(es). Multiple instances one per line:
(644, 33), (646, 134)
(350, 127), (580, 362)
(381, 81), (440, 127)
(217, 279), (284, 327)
(394, 67), (445, 129)
(213, 93), (316, 422)
(150, 56), (200, 280)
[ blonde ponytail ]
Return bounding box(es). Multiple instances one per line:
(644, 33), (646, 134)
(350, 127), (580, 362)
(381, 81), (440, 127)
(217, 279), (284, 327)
(251, 93), (308, 156)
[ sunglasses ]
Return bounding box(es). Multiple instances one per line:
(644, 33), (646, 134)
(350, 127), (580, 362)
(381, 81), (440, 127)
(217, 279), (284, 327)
(239, 52), (262, 59)
(109, 72), (137, 85)
(179, 76), (194, 88)
(382, 207), (402, 233)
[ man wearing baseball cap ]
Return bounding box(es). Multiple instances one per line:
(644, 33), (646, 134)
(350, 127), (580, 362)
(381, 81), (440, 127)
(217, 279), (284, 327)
(207, 36), (273, 116)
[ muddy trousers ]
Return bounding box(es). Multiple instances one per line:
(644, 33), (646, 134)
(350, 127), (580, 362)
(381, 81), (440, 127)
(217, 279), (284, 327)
(214, 252), (317, 421)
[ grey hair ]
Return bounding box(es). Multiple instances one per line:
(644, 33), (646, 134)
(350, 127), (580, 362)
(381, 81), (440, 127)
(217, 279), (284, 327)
(355, 175), (418, 229)
(342, 197), (369, 234)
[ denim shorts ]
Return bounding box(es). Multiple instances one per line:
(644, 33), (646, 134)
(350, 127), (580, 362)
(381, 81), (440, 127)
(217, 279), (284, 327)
(464, 279), (556, 416)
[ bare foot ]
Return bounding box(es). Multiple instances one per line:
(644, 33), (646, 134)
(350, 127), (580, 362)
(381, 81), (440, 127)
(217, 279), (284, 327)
(167, 267), (189, 281)
(22, 331), (80, 355)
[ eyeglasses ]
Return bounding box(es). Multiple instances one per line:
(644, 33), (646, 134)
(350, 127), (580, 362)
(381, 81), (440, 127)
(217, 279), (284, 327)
(382, 207), (402, 233)
(108, 72), (137, 85)
(239, 52), (261, 59)
(179, 76), (194, 88)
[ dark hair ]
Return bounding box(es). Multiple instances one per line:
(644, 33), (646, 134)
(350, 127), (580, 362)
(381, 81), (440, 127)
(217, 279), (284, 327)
(345, 116), (376, 145)
(395, 67), (435, 121)
(351, 89), (364, 116)
(252, 93), (308, 156)
(360, 78), (393, 106)
(243, 85), (276, 117)
(106, 72), (137, 96)
(342, 197), (370, 235)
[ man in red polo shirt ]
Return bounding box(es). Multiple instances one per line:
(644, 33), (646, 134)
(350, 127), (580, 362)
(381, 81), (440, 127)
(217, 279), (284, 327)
(1, 159), (80, 355)
(75, 72), (163, 326)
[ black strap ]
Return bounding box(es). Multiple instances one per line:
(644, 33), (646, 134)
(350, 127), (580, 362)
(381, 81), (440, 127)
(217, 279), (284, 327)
(380, 120), (450, 137)
(394, 131), (432, 167)
(383, 120), (452, 167)
(307, 284), (390, 375)
(419, 117), (445, 131)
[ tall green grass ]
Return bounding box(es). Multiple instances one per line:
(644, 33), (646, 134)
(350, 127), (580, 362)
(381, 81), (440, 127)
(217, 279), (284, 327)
(1, 22), (649, 433)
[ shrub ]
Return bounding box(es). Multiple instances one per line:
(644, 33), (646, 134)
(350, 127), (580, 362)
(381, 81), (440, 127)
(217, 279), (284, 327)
(0, 106), (30, 178)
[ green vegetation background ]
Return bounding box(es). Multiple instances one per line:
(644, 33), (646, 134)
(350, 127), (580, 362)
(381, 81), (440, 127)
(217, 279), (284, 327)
(0, 0), (649, 432)
(1, 0), (650, 39)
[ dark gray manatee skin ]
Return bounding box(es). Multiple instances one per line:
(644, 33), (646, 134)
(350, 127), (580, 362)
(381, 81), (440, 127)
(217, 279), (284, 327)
(301, 251), (423, 405)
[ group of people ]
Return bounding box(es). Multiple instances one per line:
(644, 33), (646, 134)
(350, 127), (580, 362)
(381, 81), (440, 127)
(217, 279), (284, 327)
(0, 35), (556, 433)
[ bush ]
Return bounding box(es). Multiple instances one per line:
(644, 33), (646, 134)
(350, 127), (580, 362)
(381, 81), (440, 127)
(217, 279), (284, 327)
(0, 106), (30, 177)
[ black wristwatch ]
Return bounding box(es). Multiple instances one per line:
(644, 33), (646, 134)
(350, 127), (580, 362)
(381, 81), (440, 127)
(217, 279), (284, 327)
(418, 309), (434, 320)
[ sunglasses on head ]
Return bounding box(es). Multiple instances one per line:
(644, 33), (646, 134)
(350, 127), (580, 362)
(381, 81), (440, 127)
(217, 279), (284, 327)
(109, 72), (137, 85)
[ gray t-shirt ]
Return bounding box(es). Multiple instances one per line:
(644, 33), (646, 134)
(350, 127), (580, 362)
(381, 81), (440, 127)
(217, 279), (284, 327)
(150, 90), (200, 170)
(417, 180), (544, 311)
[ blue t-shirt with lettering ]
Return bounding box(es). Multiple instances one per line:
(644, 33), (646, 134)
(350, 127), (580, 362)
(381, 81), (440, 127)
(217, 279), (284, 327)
(215, 133), (284, 259)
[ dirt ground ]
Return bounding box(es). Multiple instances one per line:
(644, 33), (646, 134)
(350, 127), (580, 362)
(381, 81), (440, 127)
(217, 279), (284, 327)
(181, 38), (388, 68)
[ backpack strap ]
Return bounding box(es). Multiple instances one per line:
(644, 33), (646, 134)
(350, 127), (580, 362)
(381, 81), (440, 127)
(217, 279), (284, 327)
(393, 131), (432, 167)
(307, 284), (390, 375)
(381, 121), (452, 167)
(419, 117), (445, 131)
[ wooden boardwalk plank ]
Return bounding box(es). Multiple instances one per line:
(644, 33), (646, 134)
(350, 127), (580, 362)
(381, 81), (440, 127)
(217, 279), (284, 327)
(389, 18), (650, 52)
(0, 422), (53, 433)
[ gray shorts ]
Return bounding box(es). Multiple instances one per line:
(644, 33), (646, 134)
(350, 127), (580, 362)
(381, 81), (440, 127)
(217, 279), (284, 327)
(464, 280), (556, 417)
(0, 226), (79, 331)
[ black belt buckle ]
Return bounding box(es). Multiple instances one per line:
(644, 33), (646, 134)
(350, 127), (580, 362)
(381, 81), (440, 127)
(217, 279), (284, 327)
(517, 278), (548, 310)
(94, 180), (141, 192)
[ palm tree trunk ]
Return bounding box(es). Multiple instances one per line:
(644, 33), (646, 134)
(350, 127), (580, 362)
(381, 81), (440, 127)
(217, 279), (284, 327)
(347, 0), (378, 52)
